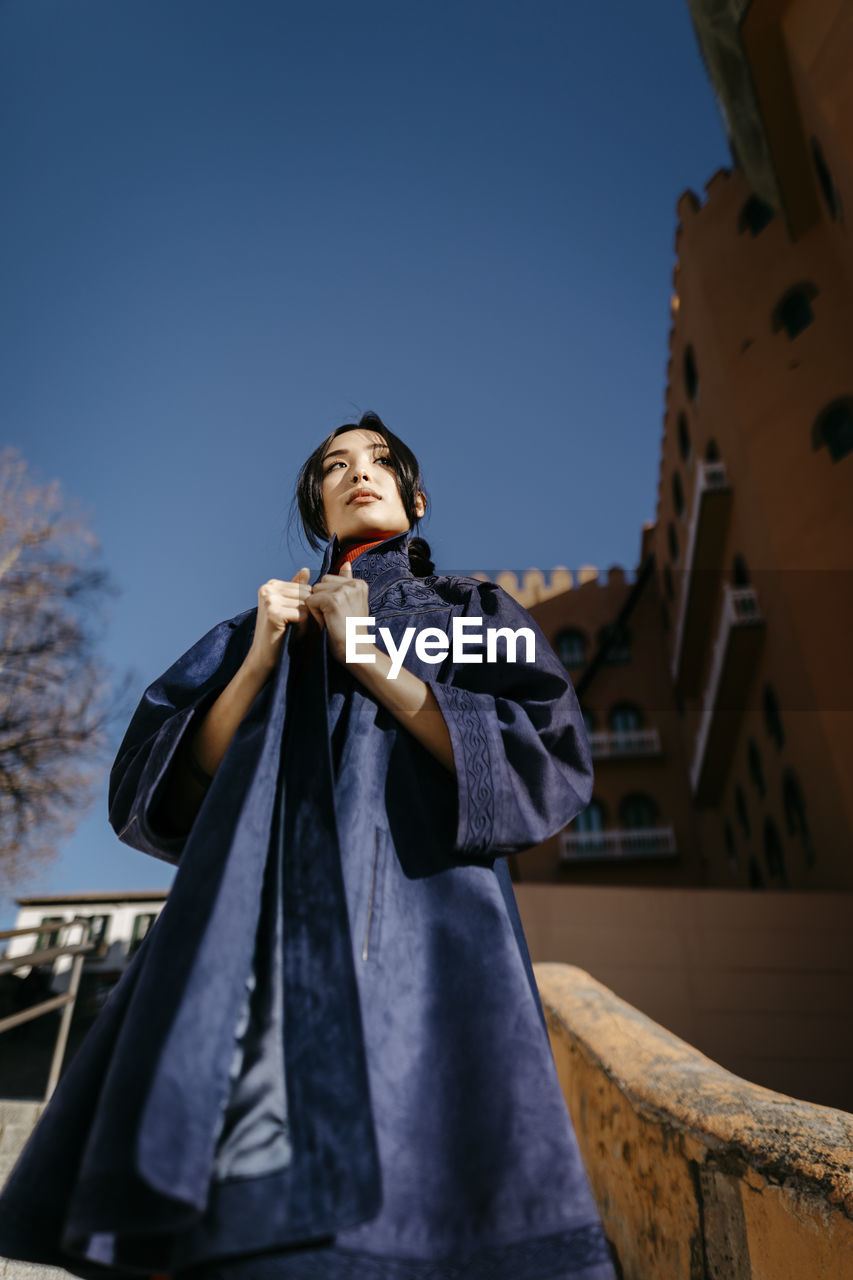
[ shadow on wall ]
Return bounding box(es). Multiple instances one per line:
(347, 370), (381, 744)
(516, 885), (853, 1113)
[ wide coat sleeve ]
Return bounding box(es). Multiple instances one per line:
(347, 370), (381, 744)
(108, 608), (256, 864)
(429, 579), (593, 861)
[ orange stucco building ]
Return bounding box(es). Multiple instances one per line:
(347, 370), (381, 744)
(508, 0), (853, 891)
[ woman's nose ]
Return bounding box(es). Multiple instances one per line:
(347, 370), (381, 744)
(351, 469), (369, 482)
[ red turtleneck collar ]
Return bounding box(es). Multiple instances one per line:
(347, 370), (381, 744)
(330, 536), (390, 575)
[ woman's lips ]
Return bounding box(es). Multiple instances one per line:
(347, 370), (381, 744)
(349, 490), (381, 504)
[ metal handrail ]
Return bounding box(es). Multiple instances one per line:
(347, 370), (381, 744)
(561, 825), (678, 861)
(0, 918), (97, 1100)
(588, 728), (662, 758)
(0, 941), (95, 975)
(0, 913), (96, 944)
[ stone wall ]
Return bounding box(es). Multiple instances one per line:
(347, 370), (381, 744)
(537, 963), (853, 1279)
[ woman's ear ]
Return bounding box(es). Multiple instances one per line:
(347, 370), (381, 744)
(414, 490), (426, 519)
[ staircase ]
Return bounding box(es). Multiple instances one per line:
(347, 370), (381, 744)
(0, 1102), (69, 1278)
(4, 968), (853, 1278)
(536, 963), (853, 1278)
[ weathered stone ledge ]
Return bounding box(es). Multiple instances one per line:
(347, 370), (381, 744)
(535, 962), (853, 1279)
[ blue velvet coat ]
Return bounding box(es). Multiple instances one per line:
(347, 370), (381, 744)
(0, 532), (615, 1280)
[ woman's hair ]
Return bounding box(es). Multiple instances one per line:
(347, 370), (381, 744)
(295, 411), (434, 576)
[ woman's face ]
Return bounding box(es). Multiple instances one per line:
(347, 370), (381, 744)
(320, 428), (425, 545)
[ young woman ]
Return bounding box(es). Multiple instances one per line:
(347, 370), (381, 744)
(0, 413), (615, 1280)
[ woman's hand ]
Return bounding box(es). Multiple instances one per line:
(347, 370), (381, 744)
(305, 561), (370, 666)
(160, 566), (313, 829)
(247, 568), (313, 677)
(307, 562), (454, 772)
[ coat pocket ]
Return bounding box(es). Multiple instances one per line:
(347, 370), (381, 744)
(361, 827), (386, 962)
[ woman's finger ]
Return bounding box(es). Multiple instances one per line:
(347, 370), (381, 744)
(304, 595), (326, 629)
(259, 579), (312, 602)
(311, 580), (349, 598)
(312, 576), (364, 598)
(266, 603), (307, 625)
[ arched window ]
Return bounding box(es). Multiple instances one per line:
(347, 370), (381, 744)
(771, 283), (818, 340)
(724, 820), (737, 874)
(663, 564), (675, 600)
(705, 438), (720, 462)
(676, 412), (691, 463)
(609, 702), (643, 732)
(764, 817), (788, 887)
(747, 738), (765, 797)
(748, 857), (765, 889)
(580, 706), (597, 735)
(672, 470), (685, 518)
(555, 628), (587, 669)
(598, 623), (631, 665)
(667, 521), (680, 562)
(620, 793), (658, 829)
(574, 800), (605, 834)
(684, 344), (699, 403)
(732, 553), (750, 587)
(738, 195), (774, 236)
(763, 683), (785, 749)
(735, 785), (750, 837)
(812, 398), (853, 463)
(811, 136), (840, 221)
(783, 771), (815, 867)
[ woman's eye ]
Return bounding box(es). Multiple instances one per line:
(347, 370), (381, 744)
(377, 455), (393, 467)
(323, 461), (344, 474)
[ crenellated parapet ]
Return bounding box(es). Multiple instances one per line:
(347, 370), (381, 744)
(472, 565), (633, 607)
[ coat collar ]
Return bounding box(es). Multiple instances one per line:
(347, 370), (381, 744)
(317, 529), (414, 602)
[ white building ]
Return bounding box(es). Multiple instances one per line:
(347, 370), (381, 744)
(3, 890), (170, 1001)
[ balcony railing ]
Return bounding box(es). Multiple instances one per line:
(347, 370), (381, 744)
(671, 460), (733, 692)
(588, 728), (661, 759)
(561, 825), (677, 863)
(690, 583), (765, 803)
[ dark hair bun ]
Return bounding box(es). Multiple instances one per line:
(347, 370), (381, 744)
(407, 537), (434, 577)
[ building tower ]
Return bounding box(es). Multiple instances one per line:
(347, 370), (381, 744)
(521, 0), (853, 889)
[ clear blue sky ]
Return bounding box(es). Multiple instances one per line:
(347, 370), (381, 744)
(0, 0), (729, 922)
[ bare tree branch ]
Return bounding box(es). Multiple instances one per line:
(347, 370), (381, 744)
(0, 448), (120, 892)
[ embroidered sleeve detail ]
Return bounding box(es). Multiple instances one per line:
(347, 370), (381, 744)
(424, 581), (595, 859)
(431, 683), (497, 858)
